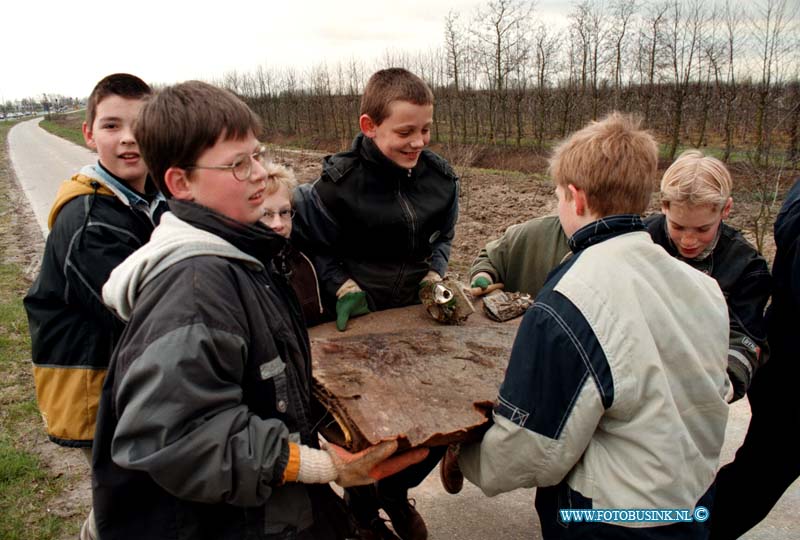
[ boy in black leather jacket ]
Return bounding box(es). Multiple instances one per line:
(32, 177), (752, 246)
(292, 68), (459, 333)
(644, 150), (771, 402)
(292, 67), (459, 540)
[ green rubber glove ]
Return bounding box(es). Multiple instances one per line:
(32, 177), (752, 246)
(471, 276), (491, 290)
(335, 291), (371, 332)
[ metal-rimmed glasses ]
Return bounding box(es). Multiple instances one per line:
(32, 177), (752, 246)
(262, 209), (296, 221)
(185, 145), (268, 181)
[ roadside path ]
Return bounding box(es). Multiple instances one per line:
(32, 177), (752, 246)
(9, 117), (94, 236)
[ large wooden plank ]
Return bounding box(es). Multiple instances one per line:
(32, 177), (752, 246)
(309, 303), (521, 451)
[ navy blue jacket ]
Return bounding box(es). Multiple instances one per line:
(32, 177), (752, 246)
(765, 178), (800, 379)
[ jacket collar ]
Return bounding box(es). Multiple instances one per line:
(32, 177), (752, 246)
(569, 214), (646, 253)
(82, 162), (166, 211)
(355, 133), (421, 178)
(168, 200), (287, 268)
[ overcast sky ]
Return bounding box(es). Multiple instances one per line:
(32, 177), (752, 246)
(2, 0), (569, 103)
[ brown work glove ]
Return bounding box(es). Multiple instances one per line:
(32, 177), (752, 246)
(326, 441), (430, 487)
(287, 441), (431, 487)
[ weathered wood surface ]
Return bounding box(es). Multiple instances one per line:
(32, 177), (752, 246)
(309, 302), (522, 451)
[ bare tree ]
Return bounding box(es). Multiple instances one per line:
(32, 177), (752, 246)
(608, 0), (638, 108)
(751, 0), (798, 165)
(568, 0), (609, 120)
(570, 2), (591, 94)
(444, 11), (468, 143)
(787, 78), (800, 165)
(559, 35), (584, 137)
(638, 1), (669, 126)
(532, 23), (560, 148)
(693, 3), (723, 148)
(663, 0), (706, 159)
(470, 0), (535, 142)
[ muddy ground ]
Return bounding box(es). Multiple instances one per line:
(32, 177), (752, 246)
(6, 146), (782, 539)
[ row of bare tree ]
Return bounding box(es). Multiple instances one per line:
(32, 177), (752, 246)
(220, 0), (798, 167)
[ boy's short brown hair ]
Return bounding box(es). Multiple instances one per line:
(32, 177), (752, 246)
(360, 68), (434, 125)
(660, 150), (732, 210)
(86, 73), (151, 128)
(549, 112), (658, 216)
(134, 81), (263, 197)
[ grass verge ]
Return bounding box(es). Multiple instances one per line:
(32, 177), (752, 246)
(0, 120), (70, 539)
(39, 112), (86, 148)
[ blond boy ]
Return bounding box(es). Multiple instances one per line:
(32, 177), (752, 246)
(260, 163), (325, 326)
(449, 114), (730, 540)
(645, 150), (771, 401)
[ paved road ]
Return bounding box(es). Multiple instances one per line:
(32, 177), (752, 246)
(413, 398), (799, 539)
(9, 117), (94, 236)
(9, 117), (798, 539)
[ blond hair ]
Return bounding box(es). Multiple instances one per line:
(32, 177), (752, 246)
(265, 162), (297, 202)
(660, 150), (732, 210)
(548, 112), (658, 216)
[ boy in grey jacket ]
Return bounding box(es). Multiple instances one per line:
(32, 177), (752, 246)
(92, 81), (424, 540)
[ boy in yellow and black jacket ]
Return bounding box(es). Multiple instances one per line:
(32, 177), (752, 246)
(25, 73), (164, 448)
(23, 73), (165, 539)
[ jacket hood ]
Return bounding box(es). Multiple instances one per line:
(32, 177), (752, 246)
(47, 164), (165, 229)
(102, 212), (262, 321)
(47, 166), (116, 229)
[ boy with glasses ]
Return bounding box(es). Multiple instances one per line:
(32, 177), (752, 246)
(23, 73), (166, 540)
(92, 80), (424, 540)
(260, 162), (325, 327)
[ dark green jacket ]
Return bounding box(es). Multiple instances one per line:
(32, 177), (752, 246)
(470, 214), (571, 296)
